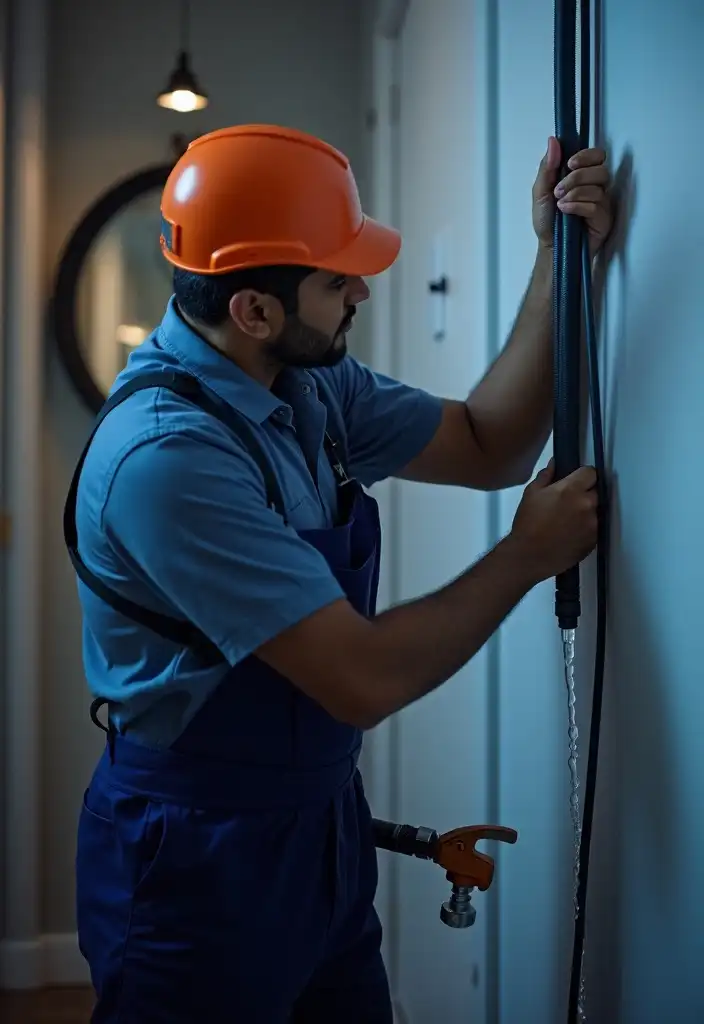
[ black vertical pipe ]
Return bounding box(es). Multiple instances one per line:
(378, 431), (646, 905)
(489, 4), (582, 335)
(553, 0), (585, 631)
(553, 2), (611, 1022)
(568, 6), (609, 1020)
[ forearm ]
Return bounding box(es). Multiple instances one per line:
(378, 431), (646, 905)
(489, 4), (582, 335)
(360, 535), (536, 726)
(466, 245), (554, 486)
(258, 536), (538, 730)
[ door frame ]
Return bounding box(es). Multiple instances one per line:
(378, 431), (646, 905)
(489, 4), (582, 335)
(0, 0), (50, 989)
(365, 1), (502, 1020)
(469, 2), (503, 1019)
(0, 0), (8, 975)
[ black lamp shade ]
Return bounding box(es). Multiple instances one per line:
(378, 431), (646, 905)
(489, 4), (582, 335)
(157, 51), (208, 112)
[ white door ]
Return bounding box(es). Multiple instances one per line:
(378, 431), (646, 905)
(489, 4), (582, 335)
(379, 1), (497, 1020)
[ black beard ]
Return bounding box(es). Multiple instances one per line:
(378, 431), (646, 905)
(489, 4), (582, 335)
(266, 312), (352, 369)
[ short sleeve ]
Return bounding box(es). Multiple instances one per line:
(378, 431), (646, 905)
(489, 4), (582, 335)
(102, 432), (346, 667)
(328, 357), (443, 487)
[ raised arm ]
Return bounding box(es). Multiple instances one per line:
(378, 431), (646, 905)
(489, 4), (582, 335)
(106, 434), (598, 731)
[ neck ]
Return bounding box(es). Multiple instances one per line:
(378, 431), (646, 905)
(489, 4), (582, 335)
(178, 307), (283, 389)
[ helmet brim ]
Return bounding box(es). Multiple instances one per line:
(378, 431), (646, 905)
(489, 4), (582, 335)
(316, 215), (402, 277)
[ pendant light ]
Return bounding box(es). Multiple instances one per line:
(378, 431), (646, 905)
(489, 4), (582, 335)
(157, 0), (208, 113)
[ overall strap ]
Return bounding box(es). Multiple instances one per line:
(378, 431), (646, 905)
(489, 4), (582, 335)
(313, 370), (355, 492)
(64, 370), (353, 670)
(64, 371), (291, 668)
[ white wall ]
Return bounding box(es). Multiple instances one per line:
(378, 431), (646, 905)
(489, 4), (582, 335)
(493, 4), (575, 1021)
(1, 0), (367, 965)
(588, 3), (704, 1021)
(382, 0), (704, 1022)
(367, 1), (497, 1019)
(495, 1), (704, 1022)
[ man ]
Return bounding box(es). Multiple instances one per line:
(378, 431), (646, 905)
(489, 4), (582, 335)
(67, 124), (612, 1022)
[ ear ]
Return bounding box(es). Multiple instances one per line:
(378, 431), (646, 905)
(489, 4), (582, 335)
(229, 290), (281, 340)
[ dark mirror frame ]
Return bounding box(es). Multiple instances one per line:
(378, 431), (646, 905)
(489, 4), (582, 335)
(51, 163), (174, 416)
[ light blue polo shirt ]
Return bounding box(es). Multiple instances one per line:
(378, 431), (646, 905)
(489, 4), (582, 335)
(74, 297), (443, 747)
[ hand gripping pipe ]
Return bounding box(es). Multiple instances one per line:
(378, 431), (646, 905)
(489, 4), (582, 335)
(553, 0), (609, 1021)
(371, 6), (608, 1016)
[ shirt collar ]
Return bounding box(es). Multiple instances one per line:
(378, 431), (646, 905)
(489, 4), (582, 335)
(157, 296), (312, 425)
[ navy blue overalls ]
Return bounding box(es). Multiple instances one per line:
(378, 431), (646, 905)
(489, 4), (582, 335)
(65, 371), (393, 1023)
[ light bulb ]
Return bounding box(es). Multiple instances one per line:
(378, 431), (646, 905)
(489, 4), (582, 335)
(163, 89), (199, 113)
(116, 325), (148, 347)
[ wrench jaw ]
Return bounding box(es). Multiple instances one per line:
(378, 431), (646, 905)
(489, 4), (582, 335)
(434, 825), (519, 929)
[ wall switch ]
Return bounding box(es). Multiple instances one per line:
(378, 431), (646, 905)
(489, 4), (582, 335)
(428, 231), (450, 341)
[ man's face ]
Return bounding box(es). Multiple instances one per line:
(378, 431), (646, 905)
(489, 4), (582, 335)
(266, 271), (370, 369)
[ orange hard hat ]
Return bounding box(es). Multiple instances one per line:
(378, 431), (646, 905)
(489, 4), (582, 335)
(160, 124), (401, 277)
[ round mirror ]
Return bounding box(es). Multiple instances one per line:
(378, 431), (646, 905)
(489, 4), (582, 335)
(52, 163), (175, 414)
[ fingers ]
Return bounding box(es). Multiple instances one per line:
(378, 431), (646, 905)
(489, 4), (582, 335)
(564, 466), (598, 490)
(566, 147), (606, 169)
(555, 166), (610, 197)
(531, 458), (556, 488)
(555, 172), (610, 219)
(557, 184), (605, 218)
(533, 463), (597, 491)
(580, 486), (599, 508)
(535, 144), (610, 233)
(553, 154), (609, 218)
(539, 145), (607, 199)
(556, 186), (604, 205)
(557, 200), (600, 218)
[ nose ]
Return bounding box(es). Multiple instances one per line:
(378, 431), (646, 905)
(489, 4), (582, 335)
(347, 276), (370, 303)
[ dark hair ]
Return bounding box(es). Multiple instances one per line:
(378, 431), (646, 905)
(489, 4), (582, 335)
(172, 265), (316, 326)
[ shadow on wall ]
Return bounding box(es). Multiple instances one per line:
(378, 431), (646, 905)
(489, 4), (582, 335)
(583, 529), (680, 1024)
(571, 146), (696, 1023)
(603, 146), (637, 470)
(557, 145), (637, 1021)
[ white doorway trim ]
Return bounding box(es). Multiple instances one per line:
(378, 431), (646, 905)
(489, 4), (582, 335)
(375, 0), (410, 41)
(365, 2), (502, 1021)
(363, 0), (408, 1004)
(468, 2), (502, 1019)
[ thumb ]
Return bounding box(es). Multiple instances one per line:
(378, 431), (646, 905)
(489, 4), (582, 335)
(531, 458), (555, 488)
(533, 137), (562, 194)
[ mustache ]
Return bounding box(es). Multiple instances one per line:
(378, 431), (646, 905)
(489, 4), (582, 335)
(339, 308), (356, 333)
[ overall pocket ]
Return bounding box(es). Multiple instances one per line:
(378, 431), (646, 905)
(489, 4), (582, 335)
(76, 781), (171, 966)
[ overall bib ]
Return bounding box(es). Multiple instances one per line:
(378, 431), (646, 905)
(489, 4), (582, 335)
(65, 371), (393, 1023)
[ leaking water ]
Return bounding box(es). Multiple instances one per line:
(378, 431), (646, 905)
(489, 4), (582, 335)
(562, 628), (586, 1022)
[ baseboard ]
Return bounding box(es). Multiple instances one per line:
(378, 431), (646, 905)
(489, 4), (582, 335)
(0, 933), (90, 990)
